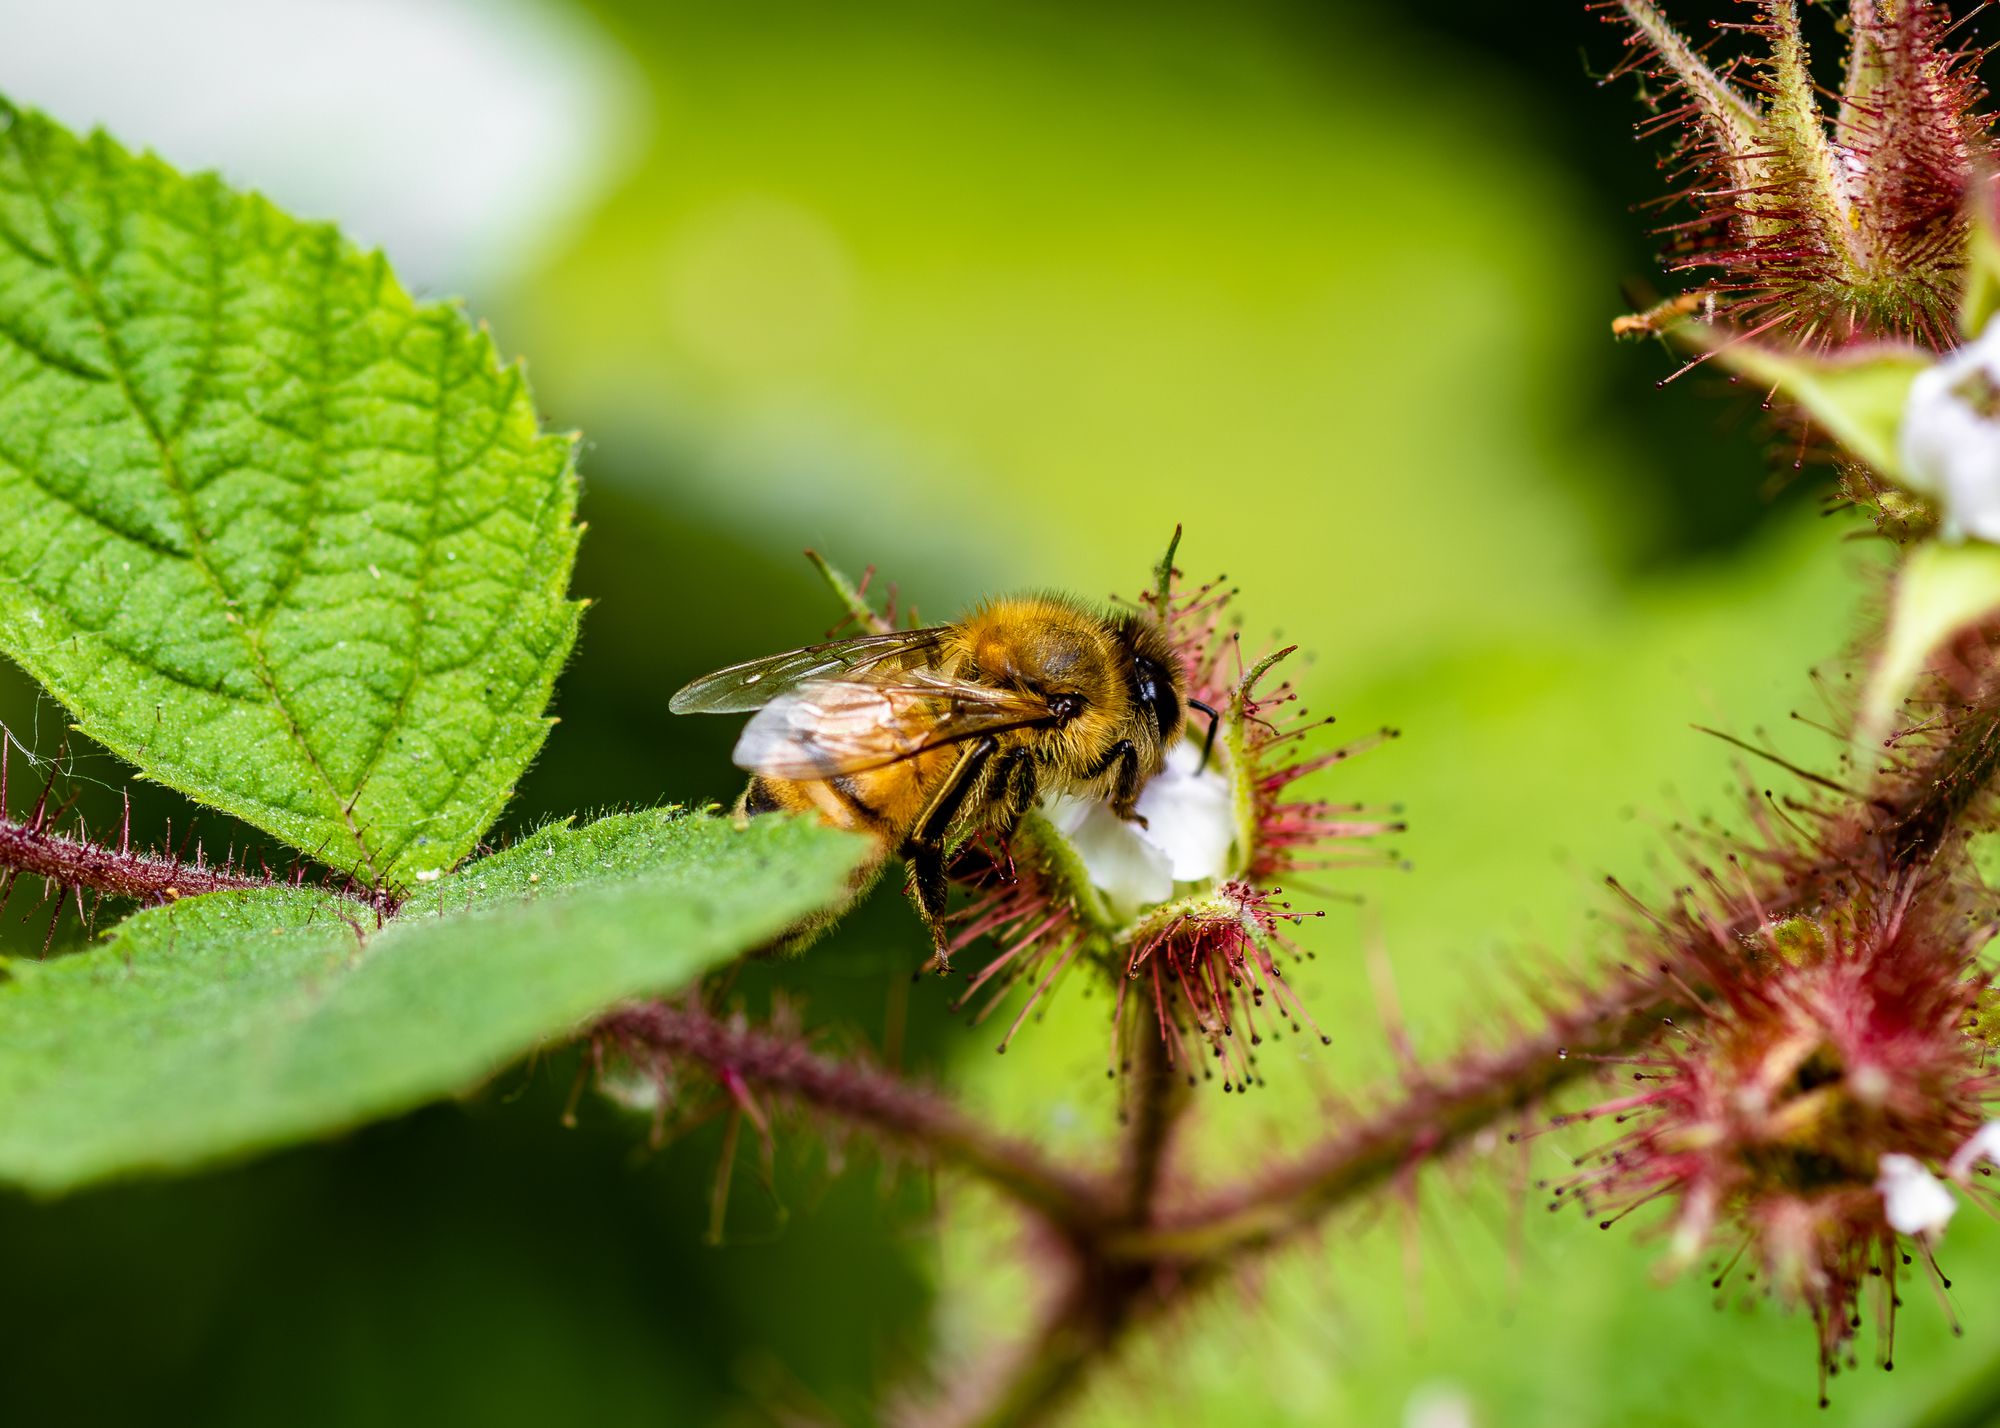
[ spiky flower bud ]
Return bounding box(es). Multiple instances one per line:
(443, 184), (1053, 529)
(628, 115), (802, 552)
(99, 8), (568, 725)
(1562, 877), (1995, 1396)
(1609, 0), (1992, 349)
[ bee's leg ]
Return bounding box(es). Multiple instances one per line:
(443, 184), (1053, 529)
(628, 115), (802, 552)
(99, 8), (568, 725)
(733, 777), (784, 826)
(1084, 739), (1145, 823)
(901, 735), (999, 966)
(986, 749), (1041, 844)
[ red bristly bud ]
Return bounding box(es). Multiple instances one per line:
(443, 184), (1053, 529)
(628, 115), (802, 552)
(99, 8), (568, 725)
(1559, 872), (1996, 1400)
(1605, 1), (1993, 349)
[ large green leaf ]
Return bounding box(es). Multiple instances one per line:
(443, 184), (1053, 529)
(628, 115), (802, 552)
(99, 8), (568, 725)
(0, 99), (581, 887)
(0, 809), (866, 1193)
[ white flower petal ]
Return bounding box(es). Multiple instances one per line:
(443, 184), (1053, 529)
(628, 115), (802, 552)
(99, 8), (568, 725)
(1059, 799), (1173, 921)
(1948, 1120), (2000, 1180)
(1133, 739), (1237, 883)
(1901, 318), (2000, 541)
(1876, 1152), (1957, 1237)
(1040, 792), (1096, 840)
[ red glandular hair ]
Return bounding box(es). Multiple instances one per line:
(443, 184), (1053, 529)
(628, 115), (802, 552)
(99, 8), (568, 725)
(1606, 0), (1993, 349)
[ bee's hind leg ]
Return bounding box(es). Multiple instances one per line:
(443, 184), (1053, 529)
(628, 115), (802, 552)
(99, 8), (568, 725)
(901, 734), (999, 971)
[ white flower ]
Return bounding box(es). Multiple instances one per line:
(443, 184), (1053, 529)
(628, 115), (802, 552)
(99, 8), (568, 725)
(1876, 1152), (1957, 1238)
(1042, 794), (1172, 922)
(1947, 1120), (2000, 1180)
(1040, 738), (1238, 921)
(1901, 317), (2000, 542)
(1133, 738), (1237, 882)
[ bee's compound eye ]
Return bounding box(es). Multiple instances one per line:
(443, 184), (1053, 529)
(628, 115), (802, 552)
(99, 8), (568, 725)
(1132, 655), (1180, 739)
(1047, 693), (1083, 725)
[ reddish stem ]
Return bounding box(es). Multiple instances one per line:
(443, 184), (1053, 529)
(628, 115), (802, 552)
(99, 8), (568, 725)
(0, 812), (400, 919)
(1114, 970), (1673, 1259)
(600, 1001), (1109, 1233)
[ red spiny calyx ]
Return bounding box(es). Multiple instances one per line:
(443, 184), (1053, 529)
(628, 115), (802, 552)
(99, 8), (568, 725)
(1606, 0), (1993, 349)
(1118, 881), (1331, 1095)
(1559, 872), (1995, 1393)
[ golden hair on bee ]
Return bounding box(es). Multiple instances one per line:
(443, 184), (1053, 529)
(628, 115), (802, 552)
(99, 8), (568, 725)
(669, 590), (1210, 963)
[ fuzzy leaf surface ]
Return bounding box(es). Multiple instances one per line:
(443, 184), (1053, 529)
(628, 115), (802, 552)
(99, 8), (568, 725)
(0, 810), (863, 1193)
(0, 100), (580, 887)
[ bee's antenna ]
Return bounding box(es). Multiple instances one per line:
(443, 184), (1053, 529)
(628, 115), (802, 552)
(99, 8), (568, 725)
(1189, 699), (1220, 774)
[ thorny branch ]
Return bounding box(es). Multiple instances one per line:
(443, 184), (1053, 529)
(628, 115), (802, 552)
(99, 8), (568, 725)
(0, 738), (402, 935)
(935, 1008), (1201, 1428)
(0, 804), (275, 907)
(598, 1000), (1107, 1234)
(1109, 696), (2000, 1266)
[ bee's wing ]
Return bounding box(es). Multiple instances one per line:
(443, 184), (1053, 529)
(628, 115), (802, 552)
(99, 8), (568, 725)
(668, 628), (952, 714)
(731, 672), (1051, 779)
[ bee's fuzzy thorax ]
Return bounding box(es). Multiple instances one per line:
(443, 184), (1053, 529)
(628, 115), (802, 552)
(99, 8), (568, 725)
(951, 594), (1181, 794)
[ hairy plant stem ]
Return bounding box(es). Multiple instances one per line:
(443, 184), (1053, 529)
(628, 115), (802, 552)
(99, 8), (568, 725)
(1118, 1014), (1188, 1220)
(0, 808), (401, 920)
(1112, 974), (1674, 1259)
(950, 1012), (1196, 1428)
(600, 1001), (1107, 1232)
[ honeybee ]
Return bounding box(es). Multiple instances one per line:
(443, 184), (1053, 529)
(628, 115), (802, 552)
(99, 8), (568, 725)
(670, 595), (1217, 959)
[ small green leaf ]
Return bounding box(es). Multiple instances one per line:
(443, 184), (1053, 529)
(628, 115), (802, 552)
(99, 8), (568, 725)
(0, 100), (581, 887)
(0, 809), (866, 1193)
(1961, 186), (2000, 341)
(1683, 327), (1929, 481)
(1859, 541), (2000, 754)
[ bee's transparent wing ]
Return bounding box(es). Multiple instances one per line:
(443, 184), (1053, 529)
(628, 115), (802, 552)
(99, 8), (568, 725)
(731, 672), (1051, 778)
(668, 628), (952, 714)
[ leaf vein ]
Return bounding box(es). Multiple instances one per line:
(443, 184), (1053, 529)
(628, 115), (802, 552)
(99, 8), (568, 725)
(5, 122), (376, 879)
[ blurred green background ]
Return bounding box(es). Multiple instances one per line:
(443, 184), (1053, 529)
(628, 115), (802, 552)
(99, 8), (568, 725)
(3, 1), (1992, 1425)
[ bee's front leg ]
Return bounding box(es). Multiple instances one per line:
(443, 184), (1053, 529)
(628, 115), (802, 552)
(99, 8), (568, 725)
(1086, 739), (1144, 824)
